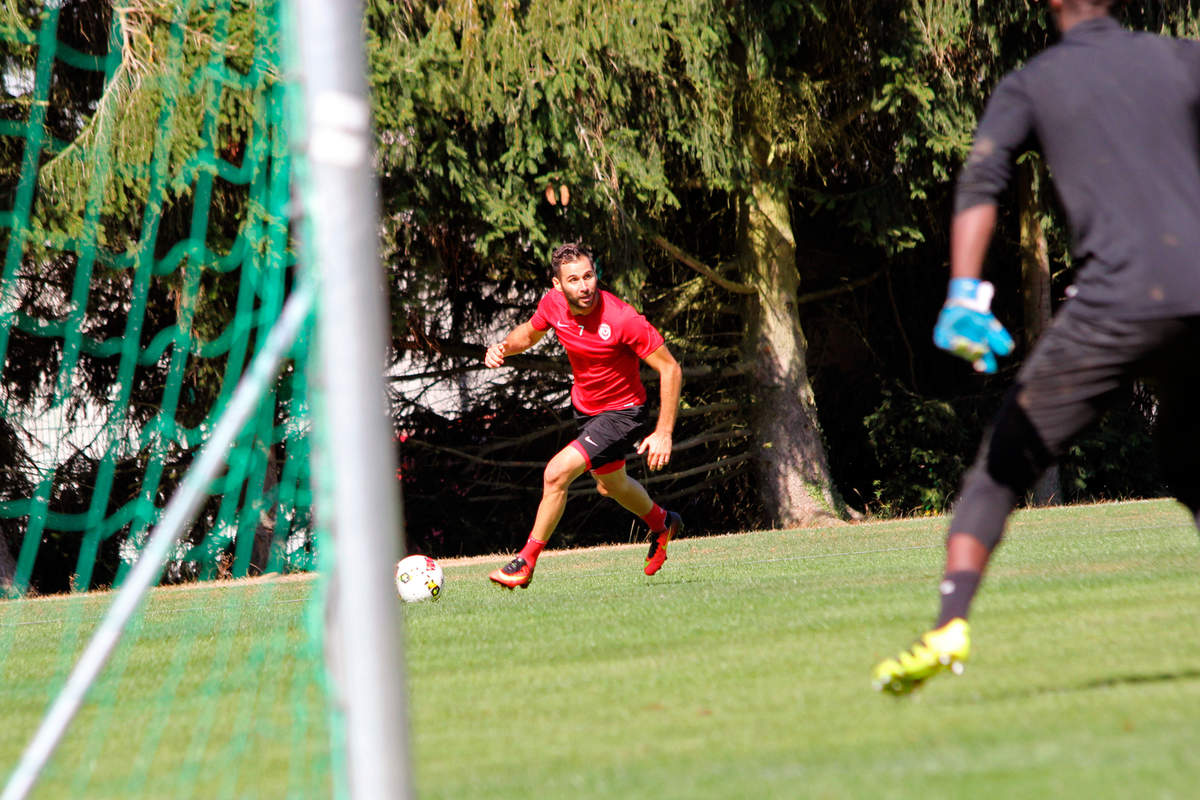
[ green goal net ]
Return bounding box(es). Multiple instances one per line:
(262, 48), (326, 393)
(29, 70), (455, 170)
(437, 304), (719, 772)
(0, 1), (354, 796)
(0, 0), (315, 596)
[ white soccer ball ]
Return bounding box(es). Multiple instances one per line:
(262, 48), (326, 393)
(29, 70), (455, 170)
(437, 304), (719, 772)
(395, 554), (444, 603)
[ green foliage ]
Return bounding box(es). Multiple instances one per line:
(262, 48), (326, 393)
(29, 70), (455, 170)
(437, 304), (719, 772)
(863, 385), (987, 516)
(34, 0), (278, 252)
(367, 0), (838, 291)
(0, 0), (308, 595)
(377, 2), (1200, 545)
(863, 382), (1167, 518)
(876, 3), (1048, 180)
(373, 0), (862, 539)
(1121, 3), (1200, 37)
(1059, 385), (1163, 504)
(369, 0), (734, 260)
(808, 3), (1053, 256)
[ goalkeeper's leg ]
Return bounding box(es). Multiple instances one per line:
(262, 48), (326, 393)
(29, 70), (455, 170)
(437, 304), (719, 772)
(872, 527), (995, 695)
(873, 312), (1151, 693)
(874, 376), (1082, 693)
(1153, 320), (1200, 532)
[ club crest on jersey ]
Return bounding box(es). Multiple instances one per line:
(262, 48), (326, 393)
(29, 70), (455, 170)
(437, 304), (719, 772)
(598, 323), (612, 340)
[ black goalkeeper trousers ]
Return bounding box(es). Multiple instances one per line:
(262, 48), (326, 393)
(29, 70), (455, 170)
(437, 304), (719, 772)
(952, 302), (1200, 550)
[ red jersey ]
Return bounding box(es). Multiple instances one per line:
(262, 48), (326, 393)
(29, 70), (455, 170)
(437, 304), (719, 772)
(529, 289), (665, 415)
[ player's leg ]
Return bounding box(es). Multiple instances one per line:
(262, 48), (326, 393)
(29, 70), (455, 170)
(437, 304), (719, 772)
(875, 306), (1138, 694)
(871, 396), (1048, 695)
(1158, 407), (1200, 531)
(531, 445), (590, 541)
(580, 404), (683, 575)
(593, 463), (652, 516)
(1150, 317), (1200, 531)
(489, 444), (589, 589)
(934, 389), (1056, 624)
(593, 464), (683, 575)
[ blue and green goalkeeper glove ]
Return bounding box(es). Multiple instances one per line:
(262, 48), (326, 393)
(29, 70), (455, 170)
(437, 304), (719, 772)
(933, 278), (1014, 374)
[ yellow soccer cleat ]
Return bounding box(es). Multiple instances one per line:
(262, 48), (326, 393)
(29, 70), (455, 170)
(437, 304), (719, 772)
(872, 618), (970, 696)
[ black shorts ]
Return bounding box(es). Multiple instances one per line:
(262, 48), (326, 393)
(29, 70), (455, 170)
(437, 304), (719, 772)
(1011, 303), (1200, 457)
(569, 406), (650, 474)
(954, 305), (1200, 538)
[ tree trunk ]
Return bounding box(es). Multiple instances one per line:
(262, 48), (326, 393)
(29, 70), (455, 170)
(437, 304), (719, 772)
(738, 132), (844, 528)
(250, 444), (280, 574)
(1018, 158), (1060, 506)
(0, 532), (15, 592)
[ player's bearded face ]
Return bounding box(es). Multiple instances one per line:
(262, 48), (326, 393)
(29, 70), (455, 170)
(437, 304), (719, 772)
(553, 258), (598, 314)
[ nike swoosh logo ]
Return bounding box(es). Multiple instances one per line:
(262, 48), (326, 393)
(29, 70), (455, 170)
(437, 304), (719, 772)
(584, 436), (597, 445)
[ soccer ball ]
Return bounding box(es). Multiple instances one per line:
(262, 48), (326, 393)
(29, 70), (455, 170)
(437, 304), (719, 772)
(395, 554), (443, 603)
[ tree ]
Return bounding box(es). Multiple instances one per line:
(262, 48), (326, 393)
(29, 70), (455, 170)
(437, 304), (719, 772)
(720, 3), (863, 527)
(812, 1), (1185, 514)
(370, 0), (857, 537)
(0, 0), (297, 592)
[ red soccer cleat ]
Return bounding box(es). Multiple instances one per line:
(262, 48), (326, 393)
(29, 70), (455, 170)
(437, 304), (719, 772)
(489, 556), (534, 589)
(644, 511), (682, 576)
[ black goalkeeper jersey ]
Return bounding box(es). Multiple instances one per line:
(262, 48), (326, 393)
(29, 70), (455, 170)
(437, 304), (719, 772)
(955, 16), (1200, 320)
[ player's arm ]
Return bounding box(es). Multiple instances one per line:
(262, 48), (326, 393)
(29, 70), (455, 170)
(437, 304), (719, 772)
(950, 203), (996, 281)
(937, 204), (1014, 374)
(484, 321), (545, 368)
(636, 344), (682, 471)
(935, 74), (1031, 373)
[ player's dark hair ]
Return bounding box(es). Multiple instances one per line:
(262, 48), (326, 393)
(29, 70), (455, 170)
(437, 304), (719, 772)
(550, 242), (594, 278)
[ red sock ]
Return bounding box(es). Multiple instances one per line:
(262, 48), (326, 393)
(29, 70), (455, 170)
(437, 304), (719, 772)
(518, 537), (547, 566)
(641, 504), (667, 533)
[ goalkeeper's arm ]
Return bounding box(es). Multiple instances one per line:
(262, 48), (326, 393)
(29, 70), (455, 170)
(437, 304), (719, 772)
(950, 203), (996, 281)
(484, 322), (545, 368)
(934, 203), (1014, 374)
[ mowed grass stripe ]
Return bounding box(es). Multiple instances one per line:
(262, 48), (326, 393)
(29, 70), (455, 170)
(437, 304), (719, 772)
(0, 499), (1197, 798)
(410, 499), (1200, 799)
(0, 579), (327, 799)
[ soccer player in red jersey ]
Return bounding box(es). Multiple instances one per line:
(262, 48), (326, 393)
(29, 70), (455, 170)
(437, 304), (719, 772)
(483, 243), (683, 588)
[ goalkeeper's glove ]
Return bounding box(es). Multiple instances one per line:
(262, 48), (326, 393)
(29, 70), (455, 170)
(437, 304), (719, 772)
(933, 278), (1014, 374)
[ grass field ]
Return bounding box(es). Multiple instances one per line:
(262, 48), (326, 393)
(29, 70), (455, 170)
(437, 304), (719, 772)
(0, 576), (327, 799)
(3, 499), (1200, 798)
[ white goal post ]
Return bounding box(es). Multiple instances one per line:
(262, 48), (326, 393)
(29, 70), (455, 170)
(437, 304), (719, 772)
(2, 2), (413, 798)
(293, 1), (414, 798)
